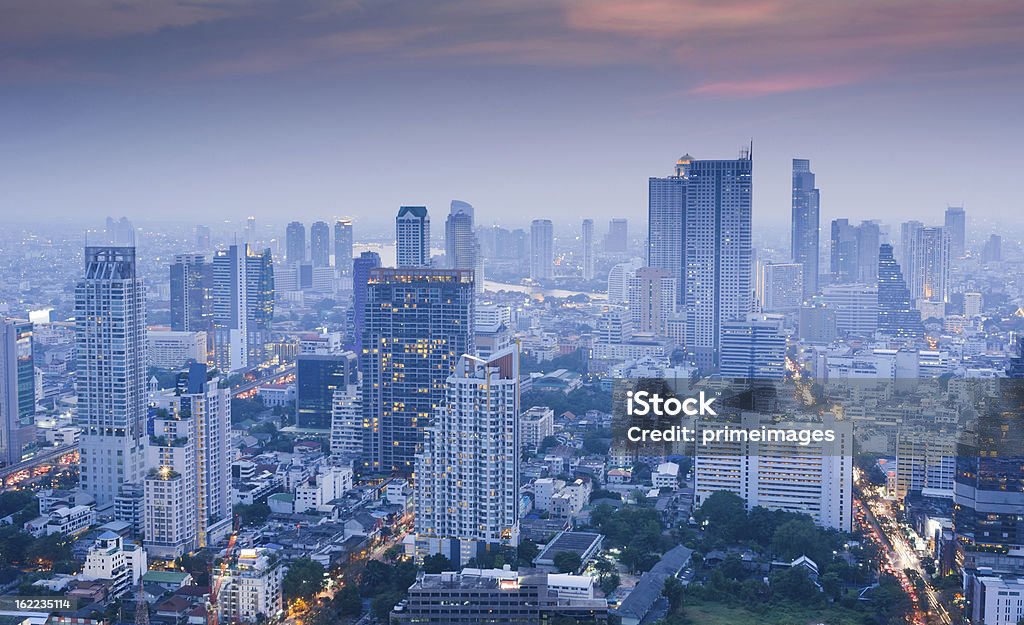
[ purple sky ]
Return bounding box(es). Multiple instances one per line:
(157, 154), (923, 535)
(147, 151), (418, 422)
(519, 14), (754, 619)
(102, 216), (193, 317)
(2, 0), (1023, 234)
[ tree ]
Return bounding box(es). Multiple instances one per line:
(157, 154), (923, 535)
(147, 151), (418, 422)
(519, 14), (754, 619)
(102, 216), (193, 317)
(517, 540), (540, 567)
(693, 491), (746, 540)
(598, 572), (620, 595)
(234, 502), (271, 527)
(26, 533), (72, 567)
(283, 557), (326, 602)
(421, 553), (453, 574)
(335, 585), (362, 616)
(371, 591), (403, 621)
(770, 566), (819, 602)
(553, 551), (583, 573)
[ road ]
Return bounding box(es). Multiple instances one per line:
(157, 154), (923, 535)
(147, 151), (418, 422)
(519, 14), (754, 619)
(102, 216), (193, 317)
(855, 479), (952, 625)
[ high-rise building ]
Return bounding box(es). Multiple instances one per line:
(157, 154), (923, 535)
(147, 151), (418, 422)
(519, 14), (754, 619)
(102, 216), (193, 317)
(414, 346), (520, 566)
(76, 247), (148, 505)
(309, 220), (330, 267)
(607, 258), (643, 305)
(719, 313), (787, 379)
(329, 383), (362, 458)
(647, 156), (689, 301)
(944, 206), (966, 258)
(285, 221), (305, 264)
(581, 219), (594, 280)
(895, 428), (956, 499)
(757, 262), (804, 312)
(397, 206), (431, 268)
(212, 548), (284, 624)
(829, 219), (858, 284)
(244, 216), (256, 245)
(194, 224), (211, 250)
(445, 201), (483, 293)
(877, 244), (923, 339)
(791, 158), (819, 298)
(350, 251), (381, 354)
(170, 254), (214, 362)
(212, 244), (274, 372)
(0, 319), (36, 466)
(147, 364), (232, 556)
(605, 218), (628, 253)
(361, 268), (475, 474)
(901, 222), (950, 304)
(529, 219), (554, 281)
(683, 152), (754, 371)
(334, 218), (353, 275)
(106, 216), (136, 246)
(982, 234), (1002, 263)
(296, 352), (357, 430)
(820, 284), (879, 337)
(627, 267), (676, 336)
(694, 414), (853, 531)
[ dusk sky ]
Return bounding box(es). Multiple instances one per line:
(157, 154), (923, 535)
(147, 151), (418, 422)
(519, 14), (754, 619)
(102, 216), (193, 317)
(2, 0), (1023, 234)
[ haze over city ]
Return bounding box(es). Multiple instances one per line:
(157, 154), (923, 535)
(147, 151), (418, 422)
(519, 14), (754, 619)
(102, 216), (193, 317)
(3, 0), (1024, 230)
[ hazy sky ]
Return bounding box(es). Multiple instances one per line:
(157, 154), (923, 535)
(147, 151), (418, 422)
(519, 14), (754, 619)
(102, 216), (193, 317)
(2, 0), (1023, 235)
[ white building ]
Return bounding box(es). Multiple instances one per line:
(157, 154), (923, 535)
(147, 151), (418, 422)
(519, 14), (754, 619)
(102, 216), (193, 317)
(719, 313), (787, 379)
(329, 383), (362, 458)
(213, 548), (284, 624)
(80, 531), (147, 599)
(966, 575), (1024, 625)
(414, 347), (520, 567)
(820, 284), (878, 337)
(607, 258), (643, 305)
(694, 413), (853, 531)
(758, 262), (804, 312)
(144, 407), (197, 559)
(530, 219), (554, 281)
(653, 462), (680, 490)
(628, 267), (677, 336)
(45, 504), (95, 536)
(519, 407), (554, 452)
(147, 330), (207, 369)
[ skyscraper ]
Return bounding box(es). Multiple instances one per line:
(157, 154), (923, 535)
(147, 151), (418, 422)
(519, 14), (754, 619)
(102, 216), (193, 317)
(414, 346), (520, 566)
(719, 313), (787, 379)
(310, 220), (330, 267)
(170, 254), (214, 361)
(791, 158), (819, 298)
(361, 268), (475, 474)
(581, 219), (594, 280)
(212, 244), (274, 371)
(901, 222), (950, 304)
(830, 219), (880, 284)
(647, 156), (689, 300)
(334, 218), (353, 275)
(982, 234), (1002, 263)
(244, 216), (256, 244)
(76, 247), (148, 505)
(285, 221), (306, 264)
(876, 244), (923, 339)
(396, 206), (431, 268)
(0, 319), (36, 466)
(944, 206), (966, 258)
(296, 352), (358, 430)
(350, 251), (381, 354)
(684, 152), (754, 371)
(605, 218), (628, 253)
(757, 262), (803, 312)
(445, 200), (483, 292)
(529, 219), (554, 281)
(627, 267), (676, 336)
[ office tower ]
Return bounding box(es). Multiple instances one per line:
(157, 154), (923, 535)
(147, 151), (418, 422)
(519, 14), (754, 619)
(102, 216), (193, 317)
(309, 220), (330, 267)
(647, 156), (689, 299)
(902, 222), (950, 303)
(944, 206), (966, 258)
(170, 254), (213, 333)
(581, 219), (594, 280)
(876, 244), (923, 339)
(820, 284), (879, 337)
(895, 428), (956, 499)
(212, 244), (274, 372)
(596, 308), (633, 345)
(75, 247), (148, 505)
(296, 352), (358, 430)
(719, 313), (786, 379)
(798, 304), (837, 344)
(445, 200), (483, 293)
(334, 218), (353, 275)
(285, 221), (306, 264)
(397, 206), (431, 268)
(757, 262), (804, 312)
(607, 258), (643, 305)
(244, 216), (256, 244)
(964, 291), (983, 318)
(194, 224), (211, 250)
(694, 414), (853, 531)
(350, 251), (381, 354)
(855, 220), (880, 283)
(147, 330), (207, 369)
(212, 548), (284, 624)
(605, 218), (628, 253)
(829, 219), (858, 283)
(683, 152), (754, 371)
(0, 319), (36, 466)
(529, 219), (554, 280)
(361, 268), (475, 474)
(147, 365), (231, 556)
(627, 267), (676, 335)
(791, 158), (820, 298)
(982, 234), (1002, 263)
(105, 216), (135, 246)
(414, 346), (520, 566)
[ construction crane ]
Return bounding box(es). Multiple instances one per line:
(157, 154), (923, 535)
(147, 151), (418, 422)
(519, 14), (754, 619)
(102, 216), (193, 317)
(208, 515), (241, 625)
